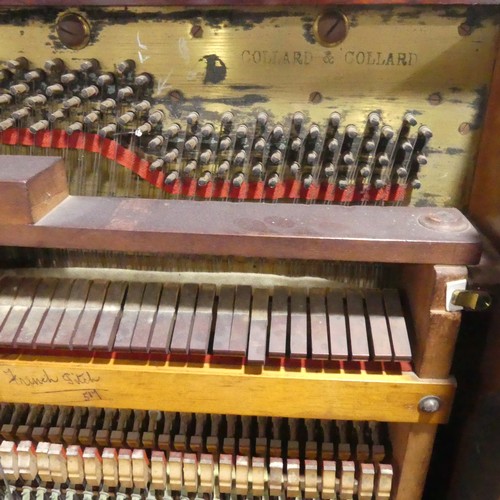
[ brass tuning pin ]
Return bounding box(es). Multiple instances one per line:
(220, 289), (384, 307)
(451, 290), (492, 311)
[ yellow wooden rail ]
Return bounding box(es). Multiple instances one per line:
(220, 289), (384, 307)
(0, 355), (454, 424)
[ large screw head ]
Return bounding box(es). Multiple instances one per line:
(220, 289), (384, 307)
(418, 396), (442, 413)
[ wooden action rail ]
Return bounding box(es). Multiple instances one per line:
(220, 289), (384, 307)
(0, 156), (482, 265)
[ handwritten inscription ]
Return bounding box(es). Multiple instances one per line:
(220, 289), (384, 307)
(83, 389), (103, 401)
(3, 368), (100, 387)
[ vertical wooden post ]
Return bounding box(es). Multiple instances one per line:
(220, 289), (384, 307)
(391, 265), (468, 499)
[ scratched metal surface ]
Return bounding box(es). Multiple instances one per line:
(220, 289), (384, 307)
(0, 5), (497, 207)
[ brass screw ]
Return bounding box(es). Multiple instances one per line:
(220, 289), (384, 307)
(314, 11), (349, 47)
(428, 92), (442, 106)
(190, 24), (203, 38)
(168, 90), (184, 104)
(458, 23), (472, 37)
(56, 12), (91, 50)
(309, 91), (323, 104)
(458, 122), (471, 135)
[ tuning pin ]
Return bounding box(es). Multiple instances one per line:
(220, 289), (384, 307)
(346, 125), (358, 139)
(46, 84), (64, 97)
(254, 137), (266, 152)
(270, 150), (282, 164)
(187, 112), (199, 126)
(375, 179), (386, 189)
(403, 113), (417, 126)
(219, 136), (231, 150)
(253, 112), (267, 128)
(252, 162), (264, 177)
(116, 86), (133, 101)
(97, 73), (114, 87)
(63, 96), (82, 110)
(163, 123), (179, 138)
(235, 124), (248, 139)
(397, 167), (408, 177)
(98, 124), (117, 138)
(61, 72), (77, 85)
(83, 111), (100, 125)
(411, 179), (422, 189)
(368, 112), (381, 127)
(148, 110), (164, 125)
(201, 124), (214, 138)
(184, 161), (197, 175)
(117, 111), (135, 126)
(291, 137), (302, 151)
(66, 122), (83, 135)
(232, 173), (244, 187)
(307, 151), (318, 165)
(338, 179), (348, 189)
(24, 94), (46, 107)
(9, 83), (29, 96)
(303, 174), (313, 189)
(271, 125), (284, 141)
(290, 161), (300, 175)
(11, 107), (30, 120)
(48, 109), (65, 123)
(184, 136), (199, 152)
(164, 149), (179, 163)
(135, 122), (152, 136)
(309, 124), (320, 139)
(44, 58), (65, 75)
(221, 112), (233, 127)
(164, 170), (179, 184)
(134, 100), (151, 113)
(0, 118), (15, 131)
(343, 152), (355, 165)
(267, 173), (279, 188)
(0, 94), (12, 105)
(80, 85), (99, 99)
(292, 112), (304, 128)
(217, 161), (230, 176)
(29, 120), (49, 134)
(324, 163), (336, 177)
(378, 154), (390, 166)
(149, 159), (164, 172)
(198, 171), (212, 186)
(329, 112), (341, 127)
(148, 135), (164, 149)
(7, 57), (28, 73)
(25, 69), (44, 83)
(117, 59), (136, 75)
(419, 126), (433, 139)
(134, 73), (152, 87)
(401, 141), (413, 153)
(80, 59), (100, 73)
(417, 154), (428, 165)
(381, 126), (394, 140)
(199, 150), (212, 165)
(233, 150), (246, 166)
(360, 166), (371, 177)
(365, 140), (376, 152)
(328, 138), (338, 153)
(99, 98), (116, 112)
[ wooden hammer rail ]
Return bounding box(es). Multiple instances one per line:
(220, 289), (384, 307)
(0, 156), (482, 265)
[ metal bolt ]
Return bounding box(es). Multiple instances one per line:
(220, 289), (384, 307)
(56, 13), (90, 50)
(418, 396), (441, 413)
(458, 23), (472, 37)
(168, 90), (184, 104)
(428, 93), (442, 106)
(309, 91), (323, 104)
(190, 24), (203, 39)
(314, 11), (349, 47)
(458, 122), (471, 135)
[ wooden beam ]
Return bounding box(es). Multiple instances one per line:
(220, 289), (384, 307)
(0, 354), (455, 423)
(0, 156), (481, 265)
